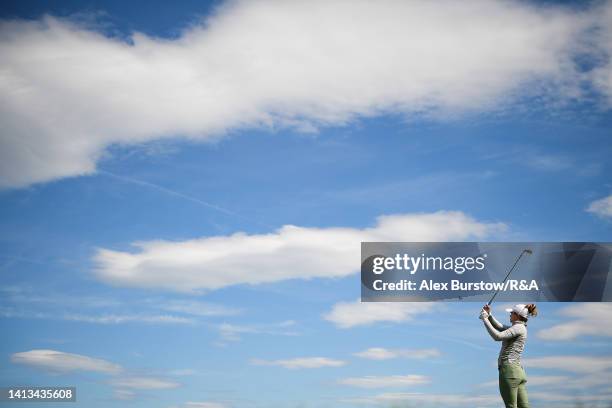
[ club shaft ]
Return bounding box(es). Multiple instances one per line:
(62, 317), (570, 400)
(487, 250), (529, 306)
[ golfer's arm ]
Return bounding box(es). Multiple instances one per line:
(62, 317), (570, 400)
(487, 314), (505, 331)
(482, 318), (517, 341)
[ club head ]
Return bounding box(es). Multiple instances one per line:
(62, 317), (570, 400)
(523, 249), (533, 255)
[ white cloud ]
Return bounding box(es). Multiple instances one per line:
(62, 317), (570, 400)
(157, 300), (242, 317)
(347, 388), (612, 407)
(540, 374), (610, 390)
(339, 374), (429, 388)
(526, 391), (612, 403)
(64, 313), (196, 324)
(168, 369), (197, 377)
(354, 347), (440, 360)
(1, 0), (609, 188)
(536, 303), (612, 341)
(524, 154), (573, 172)
(476, 374), (612, 391)
(0, 305), (200, 325)
(184, 403), (228, 408)
(586, 194), (612, 218)
(10, 349), (122, 374)
(324, 300), (438, 329)
(110, 376), (180, 390)
(0, 286), (238, 324)
(343, 392), (499, 406)
(217, 321), (298, 343)
(217, 323), (258, 342)
(592, 3), (612, 106)
(113, 389), (136, 400)
(94, 211), (505, 292)
(523, 355), (612, 374)
(10, 349), (186, 401)
(250, 357), (346, 369)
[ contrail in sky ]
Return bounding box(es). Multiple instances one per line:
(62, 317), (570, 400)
(99, 170), (272, 228)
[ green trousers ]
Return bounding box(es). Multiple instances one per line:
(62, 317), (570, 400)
(498, 362), (529, 408)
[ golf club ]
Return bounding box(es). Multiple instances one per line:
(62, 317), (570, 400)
(479, 248), (532, 316)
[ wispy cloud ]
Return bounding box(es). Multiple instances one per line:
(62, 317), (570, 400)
(216, 320), (298, 344)
(94, 211), (505, 292)
(338, 374), (430, 388)
(526, 391), (612, 404)
(481, 146), (592, 175)
(168, 369), (197, 377)
(177, 403), (229, 408)
(475, 373), (612, 391)
(0, 307), (196, 325)
(11, 349), (122, 374)
(0, 287), (121, 308)
(523, 153), (573, 172)
(586, 194), (612, 218)
(342, 391), (499, 406)
(536, 303), (612, 341)
(11, 348), (186, 401)
(0, 287), (239, 325)
(99, 171), (269, 227)
(184, 403), (229, 408)
(113, 389), (136, 400)
(64, 313), (196, 325)
(354, 347), (441, 360)
(523, 355), (612, 374)
(250, 357), (346, 369)
(324, 300), (438, 329)
(157, 300), (242, 317)
(110, 376), (180, 390)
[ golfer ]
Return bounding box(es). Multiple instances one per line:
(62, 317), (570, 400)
(479, 303), (538, 408)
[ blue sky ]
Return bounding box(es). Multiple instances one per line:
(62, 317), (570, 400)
(1, 1), (612, 407)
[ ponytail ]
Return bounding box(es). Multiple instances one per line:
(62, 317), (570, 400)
(526, 304), (538, 317)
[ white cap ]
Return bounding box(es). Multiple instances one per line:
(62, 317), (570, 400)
(505, 304), (529, 319)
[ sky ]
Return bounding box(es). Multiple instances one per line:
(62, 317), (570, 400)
(1, 0), (612, 407)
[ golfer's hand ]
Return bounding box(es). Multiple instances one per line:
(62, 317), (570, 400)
(479, 308), (489, 320)
(483, 305), (491, 313)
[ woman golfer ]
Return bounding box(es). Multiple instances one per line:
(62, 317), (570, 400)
(480, 303), (538, 408)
